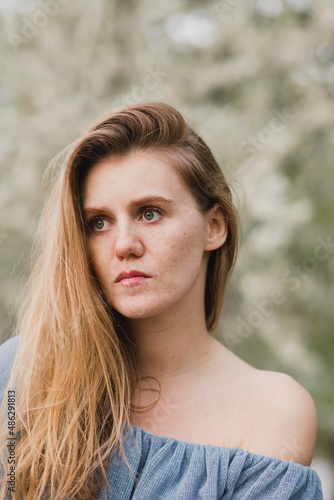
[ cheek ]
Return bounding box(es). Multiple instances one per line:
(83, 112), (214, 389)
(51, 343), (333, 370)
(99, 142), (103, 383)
(156, 225), (205, 275)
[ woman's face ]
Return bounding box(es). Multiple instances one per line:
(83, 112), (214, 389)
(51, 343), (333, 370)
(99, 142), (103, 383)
(81, 150), (215, 321)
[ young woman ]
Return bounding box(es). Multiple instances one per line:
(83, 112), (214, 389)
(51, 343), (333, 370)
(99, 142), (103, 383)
(0, 102), (323, 499)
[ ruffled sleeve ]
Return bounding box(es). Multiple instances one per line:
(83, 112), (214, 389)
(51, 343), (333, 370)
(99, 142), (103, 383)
(100, 424), (323, 499)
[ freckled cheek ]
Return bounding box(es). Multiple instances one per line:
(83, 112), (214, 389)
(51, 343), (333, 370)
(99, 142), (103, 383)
(156, 229), (203, 273)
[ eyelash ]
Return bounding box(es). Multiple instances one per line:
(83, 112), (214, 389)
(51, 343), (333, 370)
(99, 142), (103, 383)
(141, 207), (163, 221)
(88, 207), (163, 233)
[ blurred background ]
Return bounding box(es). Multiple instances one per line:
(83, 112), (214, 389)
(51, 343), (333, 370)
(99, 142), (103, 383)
(0, 0), (333, 496)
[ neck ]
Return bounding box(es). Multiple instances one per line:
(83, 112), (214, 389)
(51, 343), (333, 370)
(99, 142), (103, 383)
(125, 301), (216, 390)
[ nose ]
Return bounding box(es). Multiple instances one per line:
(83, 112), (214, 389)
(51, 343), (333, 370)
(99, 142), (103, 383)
(114, 221), (144, 260)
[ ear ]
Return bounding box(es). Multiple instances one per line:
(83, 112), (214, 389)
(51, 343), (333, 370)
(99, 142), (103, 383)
(204, 203), (228, 251)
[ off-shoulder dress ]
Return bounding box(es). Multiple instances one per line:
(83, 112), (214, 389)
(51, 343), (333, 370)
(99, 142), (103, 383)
(0, 336), (323, 499)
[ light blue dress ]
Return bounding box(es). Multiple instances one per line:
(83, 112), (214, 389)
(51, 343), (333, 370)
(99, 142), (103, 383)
(0, 336), (324, 499)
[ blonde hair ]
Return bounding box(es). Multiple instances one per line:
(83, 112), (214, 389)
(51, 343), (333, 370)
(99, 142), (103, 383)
(0, 102), (239, 499)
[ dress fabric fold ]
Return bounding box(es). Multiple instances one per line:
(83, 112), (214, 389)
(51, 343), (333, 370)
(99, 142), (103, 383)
(0, 336), (324, 500)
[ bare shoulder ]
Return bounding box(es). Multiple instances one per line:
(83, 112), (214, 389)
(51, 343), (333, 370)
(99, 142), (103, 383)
(238, 365), (318, 465)
(202, 340), (317, 464)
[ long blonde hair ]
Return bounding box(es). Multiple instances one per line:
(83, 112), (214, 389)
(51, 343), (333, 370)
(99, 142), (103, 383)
(0, 102), (240, 499)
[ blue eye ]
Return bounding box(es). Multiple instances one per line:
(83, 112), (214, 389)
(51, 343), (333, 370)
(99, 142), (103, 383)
(93, 219), (105, 230)
(90, 218), (110, 232)
(142, 209), (161, 221)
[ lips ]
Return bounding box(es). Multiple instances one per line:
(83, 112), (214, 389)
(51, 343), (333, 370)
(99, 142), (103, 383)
(115, 270), (150, 283)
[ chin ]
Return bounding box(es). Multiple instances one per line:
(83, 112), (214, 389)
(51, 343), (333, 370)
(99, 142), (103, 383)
(110, 297), (171, 320)
(116, 307), (162, 320)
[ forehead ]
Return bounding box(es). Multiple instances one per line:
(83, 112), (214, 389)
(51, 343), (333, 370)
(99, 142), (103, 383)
(81, 150), (193, 206)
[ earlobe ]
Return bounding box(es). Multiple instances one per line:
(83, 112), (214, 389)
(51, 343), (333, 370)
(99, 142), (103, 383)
(204, 203), (228, 251)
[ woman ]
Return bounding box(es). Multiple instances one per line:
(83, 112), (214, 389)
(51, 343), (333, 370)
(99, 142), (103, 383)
(0, 102), (323, 499)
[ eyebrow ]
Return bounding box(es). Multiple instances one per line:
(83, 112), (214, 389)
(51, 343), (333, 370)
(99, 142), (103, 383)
(82, 196), (175, 217)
